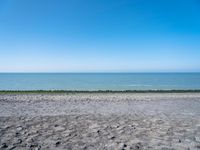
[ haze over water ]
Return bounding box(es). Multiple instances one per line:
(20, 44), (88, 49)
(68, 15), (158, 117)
(0, 73), (200, 91)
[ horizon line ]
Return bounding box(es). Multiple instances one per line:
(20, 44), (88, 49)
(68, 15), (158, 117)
(0, 72), (200, 73)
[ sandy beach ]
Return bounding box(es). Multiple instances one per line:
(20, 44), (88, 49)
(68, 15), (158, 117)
(1, 93), (200, 150)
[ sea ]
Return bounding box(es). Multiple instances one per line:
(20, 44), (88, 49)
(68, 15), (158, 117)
(0, 73), (200, 91)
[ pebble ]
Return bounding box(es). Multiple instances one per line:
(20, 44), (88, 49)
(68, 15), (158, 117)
(54, 124), (59, 127)
(118, 143), (126, 149)
(29, 144), (41, 150)
(135, 142), (142, 150)
(16, 126), (23, 131)
(110, 136), (115, 140)
(15, 132), (20, 136)
(17, 139), (22, 144)
(55, 141), (61, 147)
(196, 145), (200, 149)
(1, 143), (8, 148)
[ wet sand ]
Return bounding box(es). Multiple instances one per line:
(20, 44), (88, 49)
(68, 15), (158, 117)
(0, 93), (200, 150)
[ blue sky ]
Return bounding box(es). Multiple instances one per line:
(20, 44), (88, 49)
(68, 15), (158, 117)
(0, 0), (200, 72)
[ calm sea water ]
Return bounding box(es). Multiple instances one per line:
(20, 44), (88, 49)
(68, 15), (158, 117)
(0, 73), (200, 90)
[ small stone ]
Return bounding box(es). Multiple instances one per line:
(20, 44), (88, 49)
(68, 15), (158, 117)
(15, 132), (20, 136)
(30, 144), (35, 148)
(135, 142), (142, 150)
(196, 145), (200, 149)
(110, 136), (115, 140)
(35, 147), (41, 150)
(97, 130), (100, 133)
(29, 144), (41, 150)
(55, 141), (61, 147)
(30, 144), (37, 148)
(18, 139), (22, 144)
(1, 143), (8, 148)
(118, 143), (126, 149)
(16, 126), (23, 131)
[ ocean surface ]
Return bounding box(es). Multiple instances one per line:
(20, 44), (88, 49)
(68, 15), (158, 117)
(0, 73), (200, 91)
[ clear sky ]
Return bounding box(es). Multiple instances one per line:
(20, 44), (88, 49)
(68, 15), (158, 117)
(0, 0), (200, 72)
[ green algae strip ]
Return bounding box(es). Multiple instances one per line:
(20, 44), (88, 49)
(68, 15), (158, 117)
(0, 90), (200, 94)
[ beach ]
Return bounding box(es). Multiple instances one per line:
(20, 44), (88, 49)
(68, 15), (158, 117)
(1, 93), (200, 150)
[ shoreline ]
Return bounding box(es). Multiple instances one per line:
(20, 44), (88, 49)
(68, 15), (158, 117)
(1, 89), (200, 94)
